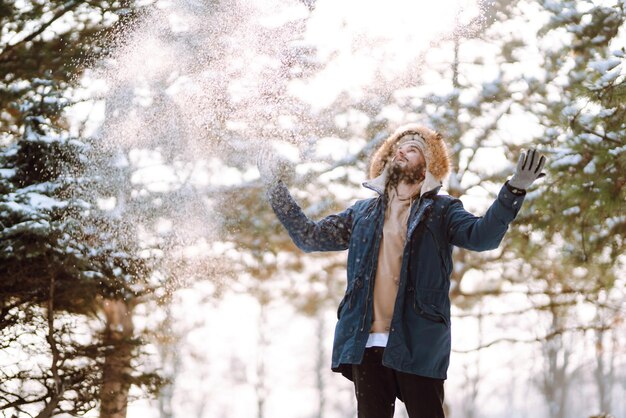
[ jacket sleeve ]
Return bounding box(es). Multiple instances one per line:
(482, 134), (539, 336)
(444, 182), (525, 251)
(267, 181), (353, 253)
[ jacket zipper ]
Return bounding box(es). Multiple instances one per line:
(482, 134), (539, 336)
(360, 197), (384, 332)
(359, 195), (420, 332)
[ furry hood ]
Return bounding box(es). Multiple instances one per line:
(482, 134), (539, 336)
(363, 123), (451, 197)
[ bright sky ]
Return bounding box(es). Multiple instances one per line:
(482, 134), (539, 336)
(289, 0), (482, 108)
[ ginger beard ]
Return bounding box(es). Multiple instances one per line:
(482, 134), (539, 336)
(387, 151), (426, 188)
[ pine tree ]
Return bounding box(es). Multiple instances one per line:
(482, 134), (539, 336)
(0, 80), (112, 417)
(0, 1), (141, 136)
(1, 2), (163, 416)
(507, 1), (625, 415)
(529, 0), (625, 266)
(0, 79), (163, 418)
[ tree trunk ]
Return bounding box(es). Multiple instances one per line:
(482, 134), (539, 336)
(100, 298), (134, 418)
(540, 304), (572, 418)
(255, 301), (268, 418)
(157, 303), (177, 418)
(35, 275), (63, 418)
(314, 314), (325, 418)
(462, 310), (483, 418)
(594, 316), (616, 415)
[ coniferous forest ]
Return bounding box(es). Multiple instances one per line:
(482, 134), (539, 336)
(1, 1), (625, 417)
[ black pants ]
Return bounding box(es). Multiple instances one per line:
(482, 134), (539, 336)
(352, 347), (445, 418)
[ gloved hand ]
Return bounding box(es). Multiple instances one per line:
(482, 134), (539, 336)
(509, 148), (547, 190)
(257, 146), (290, 187)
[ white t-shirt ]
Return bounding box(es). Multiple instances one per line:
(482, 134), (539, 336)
(365, 332), (389, 348)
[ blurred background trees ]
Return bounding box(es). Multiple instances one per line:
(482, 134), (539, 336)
(1, 0), (624, 417)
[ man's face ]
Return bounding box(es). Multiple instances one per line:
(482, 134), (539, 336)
(388, 141), (426, 184)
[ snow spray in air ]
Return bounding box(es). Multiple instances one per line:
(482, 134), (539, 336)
(76, 0), (483, 287)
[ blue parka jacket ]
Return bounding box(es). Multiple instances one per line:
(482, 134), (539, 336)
(268, 179), (525, 380)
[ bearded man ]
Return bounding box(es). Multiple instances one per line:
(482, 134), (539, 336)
(258, 124), (546, 418)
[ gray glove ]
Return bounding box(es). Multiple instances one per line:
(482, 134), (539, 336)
(257, 147), (290, 187)
(509, 148), (547, 190)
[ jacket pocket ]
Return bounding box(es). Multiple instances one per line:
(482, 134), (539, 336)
(412, 288), (449, 327)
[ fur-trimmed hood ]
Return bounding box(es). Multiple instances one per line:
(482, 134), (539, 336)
(363, 123), (451, 197)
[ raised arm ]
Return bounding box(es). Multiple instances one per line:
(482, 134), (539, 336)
(267, 182), (352, 252)
(445, 183), (524, 251)
(257, 147), (352, 253)
(446, 149), (546, 251)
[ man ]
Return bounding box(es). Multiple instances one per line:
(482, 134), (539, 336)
(257, 124), (546, 418)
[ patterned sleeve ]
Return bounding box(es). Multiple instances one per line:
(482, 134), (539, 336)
(268, 182), (353, 252)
